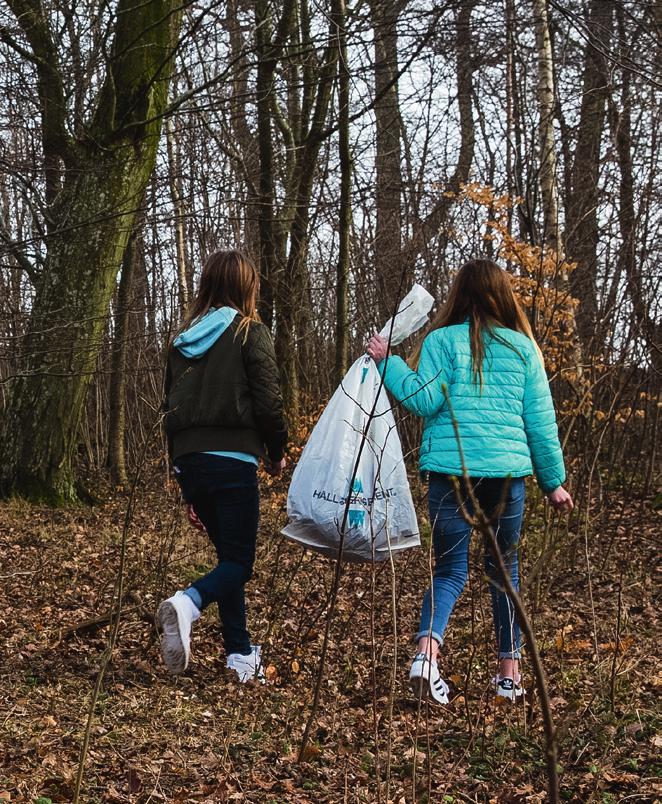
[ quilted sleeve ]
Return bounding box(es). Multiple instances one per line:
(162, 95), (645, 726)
(522, 352), (566, 493)
(377, 333), (448, 417)
(243, 323), (288, 461)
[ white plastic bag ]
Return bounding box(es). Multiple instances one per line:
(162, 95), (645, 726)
(282, 284), (435, 562)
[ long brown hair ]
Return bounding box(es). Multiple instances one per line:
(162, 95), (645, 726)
(176, 249), (260, 341)
(410, 259), (542, 384)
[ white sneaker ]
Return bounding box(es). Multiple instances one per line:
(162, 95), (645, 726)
(156, 591), (200, 674)
(409, 653), (449, 705)
(493, 675), (525, 700)
(226, 645), (265, 684)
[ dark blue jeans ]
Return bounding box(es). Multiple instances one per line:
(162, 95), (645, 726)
(418, 475), (525, 659)
(174, 453), (259, 656)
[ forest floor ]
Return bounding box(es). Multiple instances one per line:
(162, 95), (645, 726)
(0, 464), (659, 804)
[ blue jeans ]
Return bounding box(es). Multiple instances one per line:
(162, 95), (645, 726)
(174, 453), (259, 656)
(418, 475), (525, 659)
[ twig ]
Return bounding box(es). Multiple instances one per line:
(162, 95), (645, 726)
(609, 573), (623, 711)
(62, 593), (154, 637)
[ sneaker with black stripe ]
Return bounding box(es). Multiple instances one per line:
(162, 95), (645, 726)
(409, 653), (449, 705)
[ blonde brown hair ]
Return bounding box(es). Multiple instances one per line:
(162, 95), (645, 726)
(410, 259), (543, 384)
(177, 249), (260, 341)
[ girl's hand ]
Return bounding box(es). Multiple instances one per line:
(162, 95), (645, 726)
(186, 503), (206, 531)
(367, 333), (389, 362)
(265, 457), (286, 476)
(546, 486), (574, 513)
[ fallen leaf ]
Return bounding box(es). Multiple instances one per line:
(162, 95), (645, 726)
(300, 743), (320, 762)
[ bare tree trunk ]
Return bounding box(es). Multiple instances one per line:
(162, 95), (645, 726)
(610, 6), (662, 376)
(107, 216), (144, 487)
(532, 0), (562, 254)
(165, 116), (190, 316)
(369, 0), (403, 318)
(566, 0), (614, 347)
(335, 0), (351, 382)
(254, 0), (296, 330)
(505, 0), (535, 244)
(275, 5), (339, 418)
(406, 0), (476, 269)
(228, 0), (262, 268)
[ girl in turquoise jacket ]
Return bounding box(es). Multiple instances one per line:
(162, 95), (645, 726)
(367, 259), (573, 704)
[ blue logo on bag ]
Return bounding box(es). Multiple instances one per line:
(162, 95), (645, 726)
(348, 478), (366, 527)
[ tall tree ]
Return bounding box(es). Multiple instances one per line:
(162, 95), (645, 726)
(274, 0), (340, 415)
(254, 0), (296, 329)
(369, 0), (403, 318)
(407, 0), (476, 268)
(335, 0), (352, 382)
(106, 215), (145, 488)
(566, 0), (614, 347)
(0, 0), (185, 503)
(609, 4), (662, 375)
(532, 0), (562, 254)
(165, 115), (191, 315)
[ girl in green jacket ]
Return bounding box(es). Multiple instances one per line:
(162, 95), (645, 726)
(367, 259), (573, 703)
(159, 250), (287, 681)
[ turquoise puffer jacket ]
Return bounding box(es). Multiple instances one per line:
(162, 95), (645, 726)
(378, 321), (565, 493)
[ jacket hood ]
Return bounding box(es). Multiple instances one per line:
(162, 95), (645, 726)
(173, 306), (237, 358)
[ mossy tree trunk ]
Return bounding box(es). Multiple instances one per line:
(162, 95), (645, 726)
(0, 0), (184, 504)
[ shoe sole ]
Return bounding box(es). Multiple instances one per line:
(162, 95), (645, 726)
(409, 674), (448, 705)
(410, 675), (429, 701)
(157, 601), (188, 674)
(496, 688), (524, 701)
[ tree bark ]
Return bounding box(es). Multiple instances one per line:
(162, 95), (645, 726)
(335, 0), (351, 383)
(369, 0), (403, 319)
(0, 0), (184, 503)
(107, 216), (144, 488)
(274, 3), (340, 417)
(505, 0), (535, 244)
(227, 0), (262, 267)
(610, 6), (662, 375)
(165, 116), (190, 315)
(532, 0), (562, 254)
(254, 0), (296, 329)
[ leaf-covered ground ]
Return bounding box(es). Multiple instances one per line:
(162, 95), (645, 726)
(0, 469), (659, 803)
